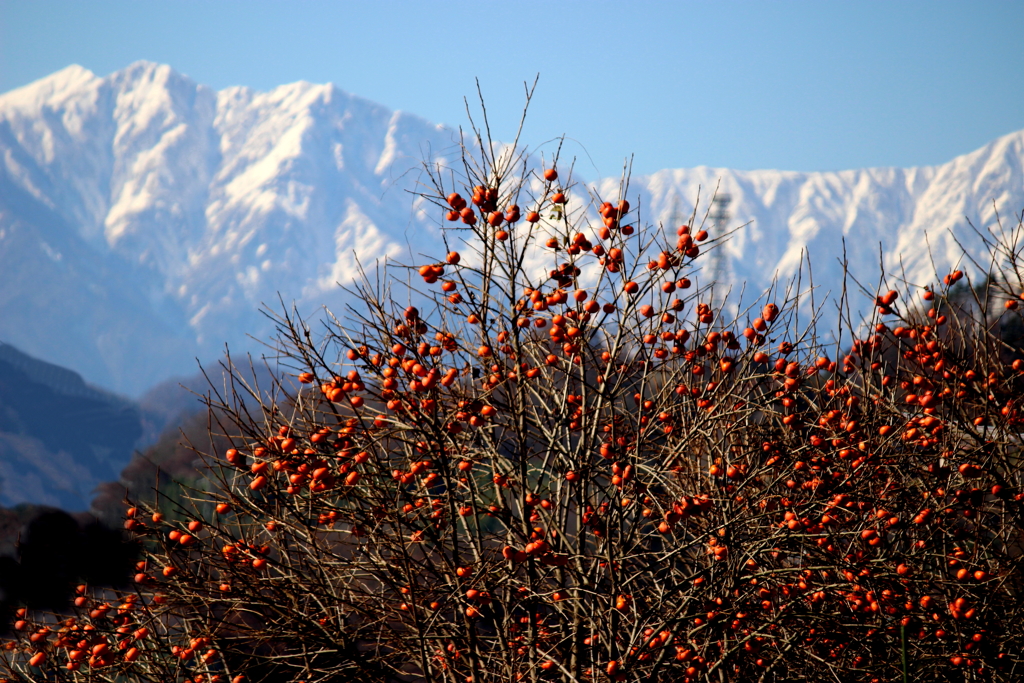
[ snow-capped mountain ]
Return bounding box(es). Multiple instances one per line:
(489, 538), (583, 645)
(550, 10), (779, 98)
(598, 130), (1024, 316)
(0, 62), (462, 395)
(2, 62), (1022, 396)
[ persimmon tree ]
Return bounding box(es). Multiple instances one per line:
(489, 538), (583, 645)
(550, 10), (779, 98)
(3, 101), (1024, 683)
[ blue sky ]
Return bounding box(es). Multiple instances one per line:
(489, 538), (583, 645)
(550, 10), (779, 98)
(1, 0), (1022, 177)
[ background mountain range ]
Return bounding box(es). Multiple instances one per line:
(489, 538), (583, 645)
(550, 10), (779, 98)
(2, 62), (1022, 400)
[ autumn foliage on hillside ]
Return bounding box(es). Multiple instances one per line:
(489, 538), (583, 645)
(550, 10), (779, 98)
(2, 107), (1024, 683)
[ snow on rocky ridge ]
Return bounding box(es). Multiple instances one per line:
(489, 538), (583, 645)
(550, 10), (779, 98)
(1, 61), (1022, 396)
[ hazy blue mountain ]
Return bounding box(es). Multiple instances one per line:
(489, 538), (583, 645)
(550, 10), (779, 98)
(0, 343), (141, 509)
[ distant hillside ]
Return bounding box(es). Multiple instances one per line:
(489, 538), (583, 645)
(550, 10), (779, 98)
(0, 343), (142, 510)
(92, 358), (279, 524)
(0, 338), (281, 510)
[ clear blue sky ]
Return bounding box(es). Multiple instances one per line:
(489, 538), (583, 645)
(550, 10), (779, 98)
(1, 0), (1022, 177)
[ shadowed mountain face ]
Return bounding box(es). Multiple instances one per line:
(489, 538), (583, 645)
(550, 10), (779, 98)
(1, 62), (1022, 397)
(0, 337), (281, 509)
(0, 343), (142, 510)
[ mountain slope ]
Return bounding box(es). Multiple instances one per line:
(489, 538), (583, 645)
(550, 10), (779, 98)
(1, 62), (1022, 395)
(0, 343), (141, 510)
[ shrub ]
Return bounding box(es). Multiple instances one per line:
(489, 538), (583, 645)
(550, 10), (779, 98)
(3, 105), (1023, 683)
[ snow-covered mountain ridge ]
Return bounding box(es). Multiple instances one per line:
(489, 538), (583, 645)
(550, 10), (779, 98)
(600, 128), (1024, 309)
(2, 62), (1022, 395)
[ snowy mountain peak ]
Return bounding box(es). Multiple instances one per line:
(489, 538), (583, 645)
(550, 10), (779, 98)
(1, 63), (1022, 396)
(0, 64), (100, 111)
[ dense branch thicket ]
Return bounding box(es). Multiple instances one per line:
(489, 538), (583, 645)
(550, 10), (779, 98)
(3, 104), (1024, 683)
